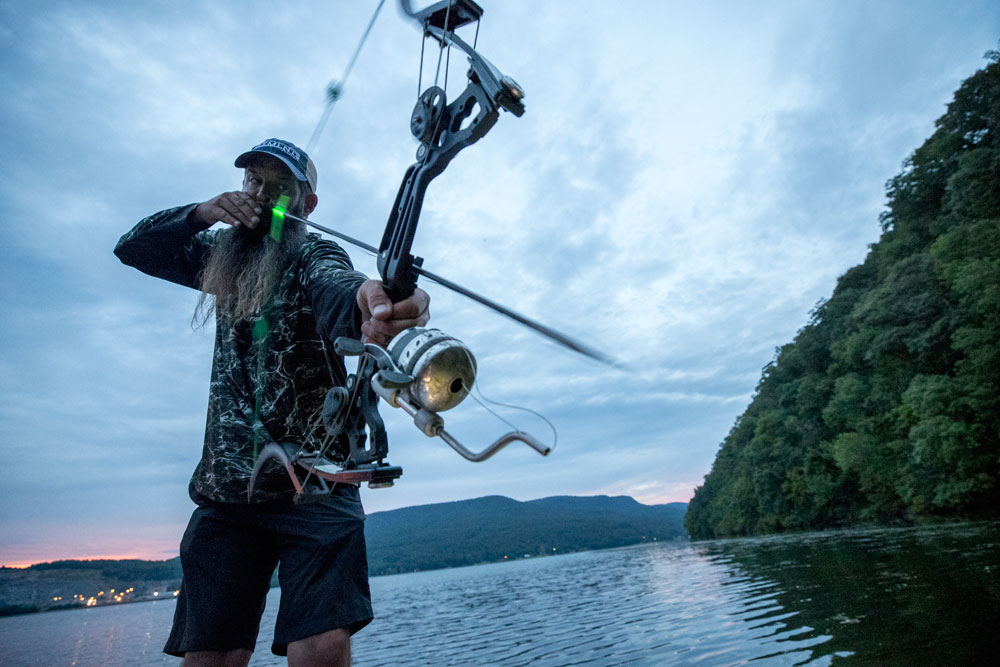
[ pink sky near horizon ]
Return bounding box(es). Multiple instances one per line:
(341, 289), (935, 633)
(1, 529), (186, 569)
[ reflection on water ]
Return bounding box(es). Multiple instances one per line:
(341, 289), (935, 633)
(1, 522), (997, 665)
(692, 522), (1000, 665)
(0, 597), (178, 666)
(356, 542), (832, 666)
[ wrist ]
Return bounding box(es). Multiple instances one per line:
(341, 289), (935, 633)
(185, 204), (212, 231)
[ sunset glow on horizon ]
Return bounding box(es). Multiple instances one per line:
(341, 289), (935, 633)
(1, 535), (183, 570)
(1, 548), (181, 569)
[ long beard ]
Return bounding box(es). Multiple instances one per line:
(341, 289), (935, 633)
(193, 218), (308, 327)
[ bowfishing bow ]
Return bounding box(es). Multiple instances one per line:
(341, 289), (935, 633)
(251, 0), (609, 502)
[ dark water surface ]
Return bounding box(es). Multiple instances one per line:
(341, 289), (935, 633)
(1, 521), (997, 665)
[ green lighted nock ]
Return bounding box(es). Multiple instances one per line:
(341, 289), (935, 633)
(270, 195), (290, 243)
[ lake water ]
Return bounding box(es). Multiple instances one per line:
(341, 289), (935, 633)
(1, 521), (997, 665)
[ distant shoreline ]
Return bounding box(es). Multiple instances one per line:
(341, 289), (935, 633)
(0, 592), (180, 618)
(1, 494), (689, 617)
(1, 538), (690, 618)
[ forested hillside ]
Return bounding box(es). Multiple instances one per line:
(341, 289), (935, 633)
(366, 495), (688, 575)
(686, 57), (1000, 539)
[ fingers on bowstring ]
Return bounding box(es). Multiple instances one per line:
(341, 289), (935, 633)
(209, 192), (259, 228)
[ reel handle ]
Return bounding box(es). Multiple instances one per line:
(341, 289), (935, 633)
(370, 378), (550, 461)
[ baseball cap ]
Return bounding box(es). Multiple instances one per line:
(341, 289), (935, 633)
(235, 138), (318, 192)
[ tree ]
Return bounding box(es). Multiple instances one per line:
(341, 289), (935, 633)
(687, 58), (1000, 539)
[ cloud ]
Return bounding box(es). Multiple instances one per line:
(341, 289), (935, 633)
(2, 0), (997, 563)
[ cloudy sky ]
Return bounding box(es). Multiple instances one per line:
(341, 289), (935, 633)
(1, 0), (996, 566)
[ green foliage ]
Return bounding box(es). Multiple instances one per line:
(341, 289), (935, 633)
(686, 60), (1000, 539)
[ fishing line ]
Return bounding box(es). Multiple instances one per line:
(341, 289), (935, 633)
(460, 346), (559, 453)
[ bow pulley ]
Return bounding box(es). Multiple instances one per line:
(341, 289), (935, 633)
(380, 0), (524, 301)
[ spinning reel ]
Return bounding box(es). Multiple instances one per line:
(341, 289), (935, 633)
(249, 327), (550, 502)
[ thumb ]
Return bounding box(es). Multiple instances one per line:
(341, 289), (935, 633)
(357, 280), (393, 321)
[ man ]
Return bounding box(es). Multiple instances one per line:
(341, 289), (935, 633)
(115, 138), (429, 666)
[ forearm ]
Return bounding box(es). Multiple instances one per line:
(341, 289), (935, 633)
(303, 241), (368, 341)
(311, 272), (368, 341)
(114, 204), (213, 289)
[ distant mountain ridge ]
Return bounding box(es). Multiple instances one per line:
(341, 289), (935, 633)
(366, 494), (688, 575)
(1, 494), (687, 613)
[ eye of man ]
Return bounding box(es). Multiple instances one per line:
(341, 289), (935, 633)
(245, 172), (295, 195)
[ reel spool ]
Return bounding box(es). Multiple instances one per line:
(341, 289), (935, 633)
(387, 327), (476, 413)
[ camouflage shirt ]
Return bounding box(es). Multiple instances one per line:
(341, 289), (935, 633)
(115, 204), (368, 503)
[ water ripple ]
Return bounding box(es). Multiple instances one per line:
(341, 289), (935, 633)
(2, 522), (998, 665)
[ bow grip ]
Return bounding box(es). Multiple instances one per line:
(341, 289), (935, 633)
(381, 256), (421, 303)
(378, 162), (425, 302)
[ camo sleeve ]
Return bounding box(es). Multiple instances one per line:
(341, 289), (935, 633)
(302, 239), (368, 342)
(114, 204), (215, 289)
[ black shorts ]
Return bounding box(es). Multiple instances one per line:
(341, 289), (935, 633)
(164, 483), (373, 657)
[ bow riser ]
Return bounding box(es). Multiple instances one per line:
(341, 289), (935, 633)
(378, 81), (502, 301)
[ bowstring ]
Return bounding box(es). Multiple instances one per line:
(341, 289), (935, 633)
(307, 0), (387, 153)
(296, 0), (389, 493)
(417, 29), (426, 96)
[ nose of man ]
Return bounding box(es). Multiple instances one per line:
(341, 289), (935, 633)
(258, 186), (285, 211)
(245, 180), (265, 201)
(253, 189), (277, 213)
